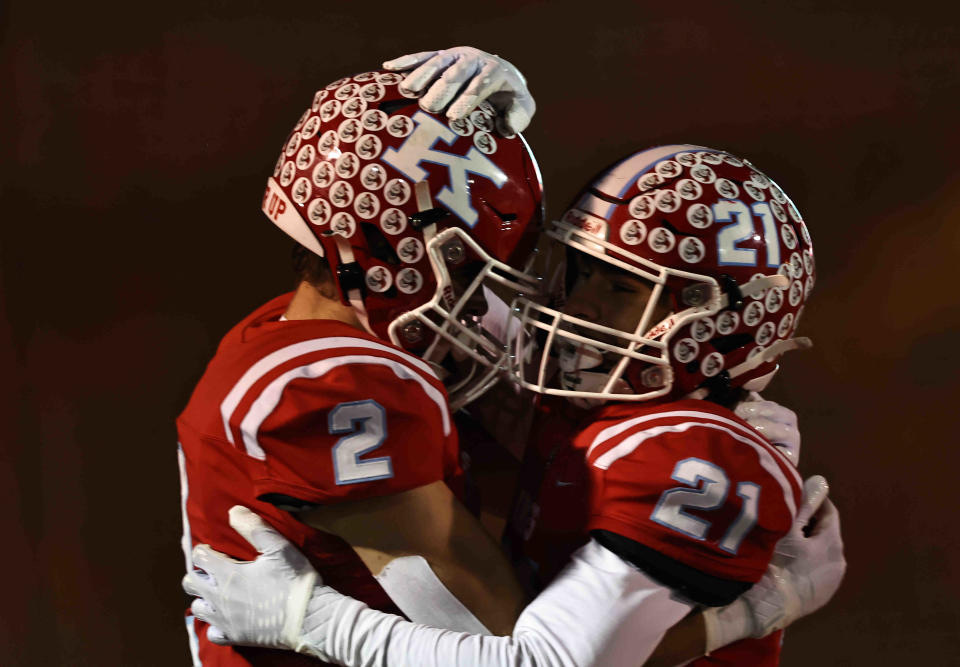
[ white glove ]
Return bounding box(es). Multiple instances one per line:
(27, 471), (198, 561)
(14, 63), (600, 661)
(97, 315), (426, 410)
(703, 475), (846, 652)
(735, 391), (802, 464)
(382, 46), (535, 136)
(182, 506), (346, 661)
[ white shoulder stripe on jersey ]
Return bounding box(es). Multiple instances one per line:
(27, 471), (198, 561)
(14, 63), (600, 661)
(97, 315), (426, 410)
(592, 421), (798, 520)
(240, 354), (451, 460)
(587, 409), (798, 478)
(221, 336), (439, 444)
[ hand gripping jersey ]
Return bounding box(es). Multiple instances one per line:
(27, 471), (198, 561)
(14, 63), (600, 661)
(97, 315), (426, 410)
(177, 294), (460, 666)
(504, 397), (801, 666)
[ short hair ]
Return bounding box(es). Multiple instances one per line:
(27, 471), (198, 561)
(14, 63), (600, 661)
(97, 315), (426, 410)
(291, 242), (332, 287)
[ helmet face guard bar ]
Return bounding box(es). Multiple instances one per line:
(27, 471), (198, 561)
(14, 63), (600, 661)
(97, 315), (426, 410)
(388, 226), (543, 409)
(507, 219), (797, 403)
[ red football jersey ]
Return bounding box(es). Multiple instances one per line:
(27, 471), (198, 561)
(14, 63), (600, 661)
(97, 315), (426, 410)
(504, 397), (801, 666)
(177, 293), (461, 666)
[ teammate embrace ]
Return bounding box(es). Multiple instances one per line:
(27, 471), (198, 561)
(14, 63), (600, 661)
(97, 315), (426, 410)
(179, 47), (845, 666)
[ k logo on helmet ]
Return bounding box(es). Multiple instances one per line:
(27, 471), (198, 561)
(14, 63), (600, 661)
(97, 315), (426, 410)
(381, 111), (508, 227)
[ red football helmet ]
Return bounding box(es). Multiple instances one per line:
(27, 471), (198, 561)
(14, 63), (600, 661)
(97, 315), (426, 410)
(509, 145), (814, 404)
(262, 70), (544, 407)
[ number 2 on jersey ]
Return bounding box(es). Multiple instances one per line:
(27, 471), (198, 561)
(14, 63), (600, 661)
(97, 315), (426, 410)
(650, 457), (760, 554)
(330, 400), (393, 485)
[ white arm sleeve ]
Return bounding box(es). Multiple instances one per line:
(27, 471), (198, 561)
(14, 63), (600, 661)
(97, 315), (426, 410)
(311, 539), (694, 667)
(374, 555), (491, 634)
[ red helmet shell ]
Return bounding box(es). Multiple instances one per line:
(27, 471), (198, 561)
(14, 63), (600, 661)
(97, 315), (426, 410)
(263, 70), (544, 341)
(562, 145), (814, 398)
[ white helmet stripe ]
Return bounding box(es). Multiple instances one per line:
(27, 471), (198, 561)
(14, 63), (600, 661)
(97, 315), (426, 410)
(587, 144), (710, 219)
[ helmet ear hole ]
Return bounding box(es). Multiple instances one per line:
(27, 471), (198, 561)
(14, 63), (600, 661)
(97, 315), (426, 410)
(359, 223), (400, 264)
(712, 333), (752, 354)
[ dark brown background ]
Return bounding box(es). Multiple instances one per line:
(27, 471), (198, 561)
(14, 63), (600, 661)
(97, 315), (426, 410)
(3, 0), (958, 664)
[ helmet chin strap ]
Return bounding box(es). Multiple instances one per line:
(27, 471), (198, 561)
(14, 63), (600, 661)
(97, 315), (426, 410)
(332, 236), (376, 336)
(685, 336), (813, 400)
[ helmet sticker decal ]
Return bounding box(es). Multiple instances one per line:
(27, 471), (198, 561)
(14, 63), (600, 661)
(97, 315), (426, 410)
(312, 161), (335, 188)
(648, 227), (676, 253)
(715, 178), (739, 199)
(334, 82), (360, 100)
(284, 132), (302, 156)
(376, 72), (405, 85)
(692, 317), (716, 342)
(755, 321), (775, 346)
(789, 279), (804, 306)
(318, 130), (339, 155)
(690, 164), (716, 184)
(383, 178), (411, 205)
(311, 89), (328, 111)
(450, 117), (474, 136)
(679, 236), (706, 263)
(777, 313), (795, 338)
(365, 265), (392, 292)
(687, 202), (713, 228)
(716, 310), (740, 334)
(335, 152), (360, 179)
(764, 287), (784, 314)
(629, 195), (656, 219)
(473, 131), (497, 154)
(619, 219), (648, 245)
(356, 134), (383, 160)
(329, 180), (355, 208)
(677, 178), (703, 200)
(655, 159), (681, 178)
(353, 191), (380, 219)
(674, 338), (699, 363)
(307, 197), (332, 225)
(380, 208), (407, 235)
(638, 172), (663, 191)
(320, 99), (341, 122)
(360, 82), (386, 102)
(291, 177), (312, 205)
(743, 181), (765, 201)
(296, 144), (316, 171)
(387, 115), (414, 137)
(701, 352), (724, 377)
(300, 116), (321, 140)
(397, 267), (423, 294)
(331, 211), (357, 237)
(279, 160), (296, 186)
(397, 236), (425, 263)
(360, 163), (386, 190)
(780, 223), (798, 249)
(361, 109), (388, 132)
(655, 189), (681, 213)
(341, 96), (367, 119)
(337, 118), (362, 143)
(469, 109), (494, 133)
(743, 300), (765, 326)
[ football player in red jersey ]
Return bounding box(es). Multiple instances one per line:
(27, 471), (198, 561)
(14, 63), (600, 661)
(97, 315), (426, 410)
(177, 49), (551, 666)
(500, 145), (820, 666)
(183, 142), (845, 666)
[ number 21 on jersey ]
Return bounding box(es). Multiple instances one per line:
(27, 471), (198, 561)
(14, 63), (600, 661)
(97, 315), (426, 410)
(330, 400), (393, 485)
(650, 457), (760, 554)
